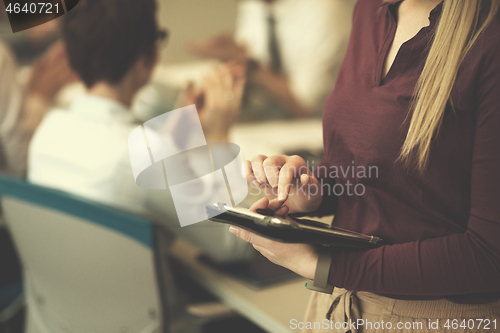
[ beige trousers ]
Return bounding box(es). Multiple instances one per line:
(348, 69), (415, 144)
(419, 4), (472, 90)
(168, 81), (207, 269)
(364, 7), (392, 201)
(301, 287), (500, 333)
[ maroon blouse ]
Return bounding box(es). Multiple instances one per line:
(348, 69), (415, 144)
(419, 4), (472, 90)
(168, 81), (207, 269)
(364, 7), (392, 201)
(318, 0), (500, 303)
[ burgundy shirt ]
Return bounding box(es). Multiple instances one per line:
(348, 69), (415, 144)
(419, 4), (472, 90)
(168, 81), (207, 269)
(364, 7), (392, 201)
(319, 0), (500, 303)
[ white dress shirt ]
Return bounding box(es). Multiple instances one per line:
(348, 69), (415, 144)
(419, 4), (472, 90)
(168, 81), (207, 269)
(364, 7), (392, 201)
(28, 94), (253, 262)
(235, 0), (355, 115)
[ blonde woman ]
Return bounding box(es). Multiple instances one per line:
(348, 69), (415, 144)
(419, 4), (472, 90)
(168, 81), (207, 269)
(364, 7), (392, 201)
(229, 0), (500, 331)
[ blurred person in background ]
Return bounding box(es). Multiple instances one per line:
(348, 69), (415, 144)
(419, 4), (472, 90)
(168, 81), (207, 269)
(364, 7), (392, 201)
(27, 0), (253, 263)
(0, 9), (60, 64)
(188, 0), (355, 120)
(0, 7), (75, 179)
(0, 13), (74, 309)
(0, 40), (75, 178)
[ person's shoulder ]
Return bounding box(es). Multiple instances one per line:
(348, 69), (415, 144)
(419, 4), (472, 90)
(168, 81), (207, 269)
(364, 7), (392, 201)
(473, 8), (500, 69)
(34, 107), (79, 141)
(467, 9), (500, 115)
(28, 108), (70, 167)
(353, 0), (386, 14)
(41, 107), (70, 123)
(351, 0), (387, 23)
(482, 9), (500, 51)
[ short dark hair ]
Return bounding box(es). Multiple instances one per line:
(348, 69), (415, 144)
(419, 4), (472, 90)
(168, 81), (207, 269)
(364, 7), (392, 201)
(62, 0), (158, 88)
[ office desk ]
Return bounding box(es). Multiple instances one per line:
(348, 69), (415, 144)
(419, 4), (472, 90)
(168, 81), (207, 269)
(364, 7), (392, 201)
(170, 239), (313, 333)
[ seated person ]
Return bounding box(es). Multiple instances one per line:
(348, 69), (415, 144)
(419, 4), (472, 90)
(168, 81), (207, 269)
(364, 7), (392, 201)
(0, 17), (73, 303)
(28, 0), (252, 263)
(188, 0), (355, 120)
(0, 39), (22, 177)
(0, 9), (59, 63)
(0, 39), (75, 178)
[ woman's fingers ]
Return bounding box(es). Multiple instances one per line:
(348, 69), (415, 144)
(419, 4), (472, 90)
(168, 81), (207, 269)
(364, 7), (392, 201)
(248, 154), (310, 195)
(249, 154), (288, 187)
(252, 244), (276, 263)
(249, 197), (288, 216)
(249, 197), (270, 212)
(263, 155), (286, 188)
(277, 155), (307, 201)
(274, 204), (289, 216)
(229, 226), (318, 280)
(300, 173), (321, 197)
(247, 154), (322, 213)
(249, 197), (288, 212)
(251, 155), (269, 184)
(267, 198), (287, 211)
(228, 225), (269, 247)
(245, 160), (259, 187)
(277, 162), (294, 201)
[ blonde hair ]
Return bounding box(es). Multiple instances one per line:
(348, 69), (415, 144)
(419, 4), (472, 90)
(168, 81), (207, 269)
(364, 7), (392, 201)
(398, 0), (499, 172)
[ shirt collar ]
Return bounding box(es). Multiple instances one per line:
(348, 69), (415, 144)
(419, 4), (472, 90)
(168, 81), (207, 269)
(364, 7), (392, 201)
(380, 0), (397, 7)
(69, 93), (136, 124)
(429, 2), (443, 21)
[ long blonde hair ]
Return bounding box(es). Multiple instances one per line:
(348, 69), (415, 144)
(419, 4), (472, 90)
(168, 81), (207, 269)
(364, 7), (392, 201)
(398, 0), (499, 171)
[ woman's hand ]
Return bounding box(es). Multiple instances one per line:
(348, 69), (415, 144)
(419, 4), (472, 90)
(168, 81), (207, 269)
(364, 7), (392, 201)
(229, 197), (319, 279)
(245, 154), (323, 214)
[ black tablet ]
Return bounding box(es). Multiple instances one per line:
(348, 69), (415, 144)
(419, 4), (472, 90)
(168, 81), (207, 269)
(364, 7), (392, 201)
(206, 203), (386, 249)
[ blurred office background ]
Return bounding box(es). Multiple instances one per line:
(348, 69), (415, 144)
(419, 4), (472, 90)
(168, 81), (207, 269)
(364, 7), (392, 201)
(158, 0), (238, 64)
(1, 0), (239, 64)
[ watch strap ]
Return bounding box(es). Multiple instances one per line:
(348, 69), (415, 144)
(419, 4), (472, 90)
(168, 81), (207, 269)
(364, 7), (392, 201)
(305, 246), (334, 294)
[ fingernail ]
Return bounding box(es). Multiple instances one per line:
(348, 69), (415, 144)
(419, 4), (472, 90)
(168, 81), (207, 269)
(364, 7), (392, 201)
(278, 192), (286, 201)
(251, 180), (260, 188)
(229, 226), (239, 236)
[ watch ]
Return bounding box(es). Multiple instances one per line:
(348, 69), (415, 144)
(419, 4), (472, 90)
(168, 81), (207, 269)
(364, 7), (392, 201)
(305, 246), (334, 294)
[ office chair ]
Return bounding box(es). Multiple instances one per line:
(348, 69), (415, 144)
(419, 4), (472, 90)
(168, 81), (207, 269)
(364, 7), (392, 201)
(0, 282), (24, 332)
(0, 176), (172, 333)
(0, 222), (24, 332)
